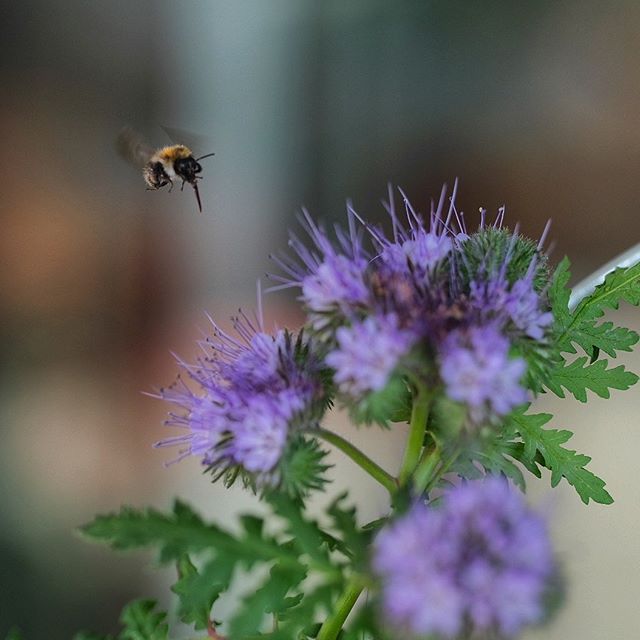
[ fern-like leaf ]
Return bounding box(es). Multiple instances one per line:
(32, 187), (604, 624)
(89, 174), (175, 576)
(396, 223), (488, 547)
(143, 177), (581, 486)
(509, 410), (613, 505)
(546, 357), (638, 402)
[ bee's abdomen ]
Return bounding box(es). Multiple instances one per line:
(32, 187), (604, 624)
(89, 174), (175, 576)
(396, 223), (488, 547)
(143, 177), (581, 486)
(143, 161), (171, 189)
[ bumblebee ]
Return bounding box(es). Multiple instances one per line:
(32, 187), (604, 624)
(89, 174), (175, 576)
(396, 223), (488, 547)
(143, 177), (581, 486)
(117, 127), (215, 212)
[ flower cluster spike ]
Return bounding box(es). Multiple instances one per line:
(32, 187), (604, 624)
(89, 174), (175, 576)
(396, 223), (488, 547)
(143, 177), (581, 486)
(270, 183), (553, 424)
(373, 478), (555, 638)
(154, 299), (328, 486)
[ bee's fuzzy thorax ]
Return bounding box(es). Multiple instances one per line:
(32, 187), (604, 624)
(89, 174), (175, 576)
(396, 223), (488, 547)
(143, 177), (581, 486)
(155, 145), (194, 163)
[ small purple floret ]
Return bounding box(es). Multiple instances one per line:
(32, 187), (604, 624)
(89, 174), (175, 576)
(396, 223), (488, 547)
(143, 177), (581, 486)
(505, 278), (553, 340)
(301, 254), (369, 328)
(326, 314), (414, 397)
(380, 232), (453, 278)
(440, 325), (529, 420)
(372, 478), (554, 638)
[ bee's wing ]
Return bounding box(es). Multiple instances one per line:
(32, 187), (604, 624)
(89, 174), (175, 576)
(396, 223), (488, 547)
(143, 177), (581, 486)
(160, 125), (212, 156)
(116, 127), (155, 167)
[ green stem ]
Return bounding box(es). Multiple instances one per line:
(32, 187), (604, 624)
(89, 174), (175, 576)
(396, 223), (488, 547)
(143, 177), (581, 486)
(398, 388), (430, 486)
(316, 577), (364, 640)
(412, 442), (441, 494)
(424, 443), (462, 493)
(311, 428), (397, 495)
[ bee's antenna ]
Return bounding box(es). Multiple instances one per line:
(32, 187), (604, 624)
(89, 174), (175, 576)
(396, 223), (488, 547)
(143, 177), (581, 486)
(196, 152), (216, 162)
(192, 181), (203, 213)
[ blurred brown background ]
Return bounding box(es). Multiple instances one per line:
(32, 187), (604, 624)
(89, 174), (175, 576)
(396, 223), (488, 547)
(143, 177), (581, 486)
(1, 1), (639, 638)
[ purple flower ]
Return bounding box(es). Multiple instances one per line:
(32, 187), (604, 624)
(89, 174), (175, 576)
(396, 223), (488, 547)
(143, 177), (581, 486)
(154, 304), (326, 481)
(372, 478), (555, 638)
(440, 325), (529, 420)
(325, 314), (415, 397)
(269, 185), (554, 418)
(505, 277), (553, 340)
(301, 254), (370, 329)
(269, 209), (370, 331)
(380, 232), (453, 277)
(470, 274), (553, 341)
(231, 395), (290, 473)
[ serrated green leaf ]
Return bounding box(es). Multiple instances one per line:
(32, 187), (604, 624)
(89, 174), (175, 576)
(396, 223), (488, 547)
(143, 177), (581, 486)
(510, 411), (613, 505)
(326, 494), (368, 564)
(267, 493), (330, 567)
(119, 600), (168, 640)
(428, 394), (466, 439)
(546, 357), (638, 402)
(549, 256), (572, 332)
(348, 375), (411, 426)
(258, 584), (337, 640)
(455, 428), (528, 491)
(574, 262), (640, 320)
(80, 500), (289, 569)
(172, 555), (228, 630)
(564, 320), (639, 359)
(229, 564), (306, 637)
(557, 261), (640, 353)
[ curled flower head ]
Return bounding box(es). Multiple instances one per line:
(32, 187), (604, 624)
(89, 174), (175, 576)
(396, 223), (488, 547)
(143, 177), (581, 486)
(271, 182), (553, 425)
(155, 300), (328, 487)
(372, 478), (556, 638)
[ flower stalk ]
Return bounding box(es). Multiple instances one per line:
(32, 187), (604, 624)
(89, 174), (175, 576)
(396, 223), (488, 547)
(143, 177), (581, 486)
(311, 427), (397, 494)
(398, 387), (431, 486)
(316, 576), (365, 640)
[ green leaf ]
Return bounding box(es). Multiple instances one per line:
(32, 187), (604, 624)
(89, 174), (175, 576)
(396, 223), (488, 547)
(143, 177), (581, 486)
(556, 261), (640, 353)
(573, 262), (640, 321)
(229, 564), (306, 637)
(326, 494), (361, 558)
(551, 258), (640, 361)
(119, 600), (169, 640)
(172, 555), (227, 630)
(549, 256), (572, 334)
(5, 630), (25, 640)
(455, 427), (529, 491)
(564, 320), (639, 359)
(546, 357), (638, 402)
(80, 500), (283, 567)
(510, 410), (613, 505)
(279, 436), (332, 498)
(348, 375), (412, 426)
(258, 584), (337, 640)
(267, 493), (330, 567)
(428, 395), (466, 439)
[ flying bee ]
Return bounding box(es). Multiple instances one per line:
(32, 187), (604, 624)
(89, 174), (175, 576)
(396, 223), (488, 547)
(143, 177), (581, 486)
(117, 127), (215, 212)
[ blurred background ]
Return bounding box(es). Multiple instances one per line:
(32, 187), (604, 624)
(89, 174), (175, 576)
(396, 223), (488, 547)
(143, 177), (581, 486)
(1, 1), (639, 638)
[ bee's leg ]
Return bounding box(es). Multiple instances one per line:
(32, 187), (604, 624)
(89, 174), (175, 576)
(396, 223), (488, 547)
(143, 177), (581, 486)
(167, 179), (174, 193)
(180, 180), (186, 192)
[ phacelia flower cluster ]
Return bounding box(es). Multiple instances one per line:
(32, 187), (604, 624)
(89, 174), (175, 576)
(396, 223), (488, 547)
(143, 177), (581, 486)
(271, 183), (554, 424)
(155, 307), (327, 484)
(372, 478), (555, 638)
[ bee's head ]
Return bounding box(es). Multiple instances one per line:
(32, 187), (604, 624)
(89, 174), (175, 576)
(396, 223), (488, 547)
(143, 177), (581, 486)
(174, 156), (202, 184)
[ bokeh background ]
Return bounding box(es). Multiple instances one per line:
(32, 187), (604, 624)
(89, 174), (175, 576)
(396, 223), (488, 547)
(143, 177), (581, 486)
(2, 1), (639, 638)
